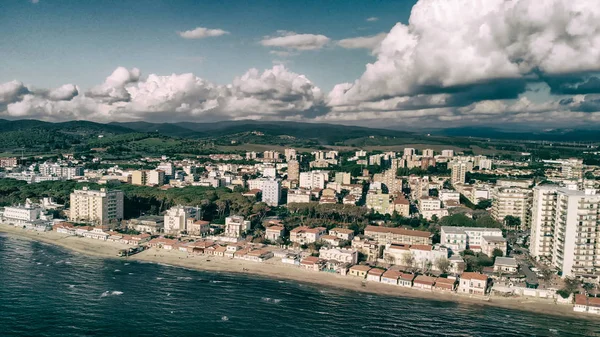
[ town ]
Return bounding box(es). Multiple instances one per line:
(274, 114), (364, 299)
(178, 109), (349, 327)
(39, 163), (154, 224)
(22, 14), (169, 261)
(1, 146), (599, 316)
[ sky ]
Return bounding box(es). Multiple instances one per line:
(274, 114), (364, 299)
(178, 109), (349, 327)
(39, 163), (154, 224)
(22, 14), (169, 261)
(1, 0), (600, 130)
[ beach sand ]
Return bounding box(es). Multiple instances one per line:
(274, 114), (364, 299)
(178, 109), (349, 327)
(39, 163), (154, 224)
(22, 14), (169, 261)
(0, 224), (592, 320)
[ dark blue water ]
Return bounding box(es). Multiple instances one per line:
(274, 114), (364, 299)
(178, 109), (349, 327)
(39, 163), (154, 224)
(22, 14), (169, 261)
(1, 234), (599, 337)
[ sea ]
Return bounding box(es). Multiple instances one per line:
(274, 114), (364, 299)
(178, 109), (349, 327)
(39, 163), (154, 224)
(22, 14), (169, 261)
(1, 234), (599, 337)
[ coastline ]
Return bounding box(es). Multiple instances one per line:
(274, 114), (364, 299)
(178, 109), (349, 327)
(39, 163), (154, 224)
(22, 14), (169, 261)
(0, 224), (592, 320)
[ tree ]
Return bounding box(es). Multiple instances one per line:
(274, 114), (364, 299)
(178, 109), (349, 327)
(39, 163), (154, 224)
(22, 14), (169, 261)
(492, 248), (504, 259)
(384, 254), (395, 265)
(402, 252), (415, 272)
(504, 215), (521, 230)
(435, 257), (451, 274)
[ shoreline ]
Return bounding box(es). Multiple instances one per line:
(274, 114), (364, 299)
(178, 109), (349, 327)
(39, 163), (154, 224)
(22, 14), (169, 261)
(0, 224), (594, 320)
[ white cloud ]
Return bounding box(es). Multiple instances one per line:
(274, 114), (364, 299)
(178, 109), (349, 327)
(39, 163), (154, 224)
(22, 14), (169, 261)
(333, 0), (600, 106)
(30, 0), (39, 4)
(2, 65), (327, 122)
(177, 27), (230, 39)
(48, 84), (79, 101)
(337, 33), (387, 51)
(260, 31), (330, 51)
(366, 17), (378, 22)
(0, 80), (29, 104)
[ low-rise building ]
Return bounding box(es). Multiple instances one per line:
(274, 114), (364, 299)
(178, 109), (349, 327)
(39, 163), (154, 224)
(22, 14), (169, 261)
(367, 268), (385, 282)
(328, 227), (355, 241)
(348, 265), (371, 278)
(458, 272), (488, 296)
(290, 226), (327, 245)
(574, 294), (600, 315)
(265, 225), (285, 242)
(481, 235), (507, 257)
(434, 277), (456, 292)
(364, 225), (432, 245)
(413, 275), (436, 290)
(493, 257), (519, 274)
(381, 270), (402, 285)
(398, 273), (415, 287)
(319, 247), (358, 265)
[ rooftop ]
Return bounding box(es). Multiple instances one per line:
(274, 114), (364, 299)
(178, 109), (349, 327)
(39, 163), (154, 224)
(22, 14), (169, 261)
(494, 257), (518, 268)
(365, 225), (432, 238)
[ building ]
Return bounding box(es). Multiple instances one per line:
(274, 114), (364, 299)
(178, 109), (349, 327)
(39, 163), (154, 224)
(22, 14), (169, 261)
(284, 148), (297, 161)
(224, 215), (251, 238)
(69, 187), (124, 225)
(348, 265), (371, 278)
(413, 275), (436, 290)
(481, 235), (507, 257)
(451, 161), (469, 186)
(367, 268), (385, 282)
(127, 215), (164, 234)
(390, 197), (410, 217)
(290, 226), (327, 244)
(574, 294), (600, 315)
(561, 158), (584, 180)
(299, 171), (328, 190)
(164, 205), (197, 234)
(287, 188), (311, 204)
(364, 225), (432, 245)
(494, 257), (519, 273)
(329, 228), (355, 241)
(157, 162), (174, 177)
(366, 190), (391, 214)
(147, 170), (165, 186)
(0, 157), (18, 168)
(373, 169), (403, 194)
(261, 180), (281, 206)
(131, 170), (147, 186)
(2, 199), (44, 224)
(265, 225), (284, 242)
(441, 150), (454, 158)
(440, 226), (503, 254)
(422, 149), (434, 157)
(287, 160), (300, 181)
(319, 247), (358, 265)
(335, 172), (351, 185)
(458, 272), (488, 295)
(403, 148), (415, 157)
(352, 237), (382, 262)
(530, 186), (600, 281)
(491, 187), (532, 228)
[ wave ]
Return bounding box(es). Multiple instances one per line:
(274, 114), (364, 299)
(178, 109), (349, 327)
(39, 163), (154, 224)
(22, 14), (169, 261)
(114, 269), (120, 272)
(177, 276), (192, 281)
(101, 290), (123, 297)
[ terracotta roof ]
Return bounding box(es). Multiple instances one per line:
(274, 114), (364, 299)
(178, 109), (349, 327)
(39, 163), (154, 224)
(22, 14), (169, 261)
(266, 226), (284, 232)
(382, 270), (402, 279)
(575, 294), (588, 306)
(410, 244), (433, 251)
(435, 277), (455, 285)
(350, 265), (372, 272)
(305, 227), (326, 234)
(214, 246), (227, 253)
(194, 220), (210, 225)
(368, 268), (386, 276)
(301, 256), (320, 265)
(321, 235), (340, 241)
(589, 296), (600, 308)
(364, 225), (432, 238)
(393, 198), (409, 205)
(389, 243), (410, 250)
(399, 273), (415, 281)
(461, 272), (488, 281)
(414, 275), (436, 285)
(330, 228), (354, 234)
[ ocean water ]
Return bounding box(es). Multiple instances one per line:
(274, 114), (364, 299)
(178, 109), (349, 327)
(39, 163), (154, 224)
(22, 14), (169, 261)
(1, 234), (599, 337)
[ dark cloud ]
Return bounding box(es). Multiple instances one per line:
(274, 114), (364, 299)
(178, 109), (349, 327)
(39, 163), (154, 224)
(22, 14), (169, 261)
(545, 75), (600, 95)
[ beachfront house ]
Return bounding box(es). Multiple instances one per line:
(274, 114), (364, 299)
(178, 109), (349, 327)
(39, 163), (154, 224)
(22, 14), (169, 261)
(348, 265), (371, 278)
(574, 294), (600, 315)
(367, 268), (385, 282)
(381, 270), (402, 285)
(413, 275), (436, 290)
(493, 257), (519, 274)
(458, 272), (488, 296)
(398, 273), (415, 287)
(300, 256), (323, 271)
(245, 249), (274, 262)
(290, 226), (327, 245)
(434, 277), (456, 292)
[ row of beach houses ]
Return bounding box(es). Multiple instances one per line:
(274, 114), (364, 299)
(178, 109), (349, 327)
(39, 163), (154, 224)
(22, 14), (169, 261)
(53, 222), (151, 246)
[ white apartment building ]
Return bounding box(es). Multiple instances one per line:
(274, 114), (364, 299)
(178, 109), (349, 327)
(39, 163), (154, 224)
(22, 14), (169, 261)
(561, 158), (584, 180)
(164, 205), (197, 234)
(69, 187), (124, 225)
(147, 170), (165, 186)
(450, 161), (470, 186)
(299, 171), (328, 190)
(157, 162), (174, 177)
(441, 150), (454, 158)
(261, 179), (281, 206)
(335, 172), (351, 185)
(422, 149), (434, 157)
(530, 186), (600, 281)
(290, 226), (327, 244)
(440, 226), (503, 253)
(284, 148), (297, 161)
(403, 148), (415, 157)
(319, 247), (358, 265)
(38, 163), (84, 179)
(2, 199), (43, 224)
(373, 169), (403, 194)
(287, 189), (311, 204)
(491, 187), (532, 227)
(224, 215), (251, 238)
(439, 190), (460, 203)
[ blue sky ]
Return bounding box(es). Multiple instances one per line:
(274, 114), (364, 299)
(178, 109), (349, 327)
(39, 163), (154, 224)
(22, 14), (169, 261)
(1, 0), (414, 91)
(1, 0), (600, 129)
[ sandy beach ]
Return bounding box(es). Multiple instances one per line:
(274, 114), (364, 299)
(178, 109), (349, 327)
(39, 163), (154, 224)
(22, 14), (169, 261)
(0, 224), (593, 320)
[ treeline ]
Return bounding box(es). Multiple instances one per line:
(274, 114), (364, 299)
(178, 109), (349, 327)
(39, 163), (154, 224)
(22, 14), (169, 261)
(0, 179), (255, 222)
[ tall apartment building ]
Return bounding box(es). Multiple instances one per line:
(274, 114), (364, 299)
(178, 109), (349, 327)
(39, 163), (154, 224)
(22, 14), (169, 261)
(491, 187), (533, 228)
(335, 172), (351, 185)
(69, 187), (124, 225)
(561, 158), (584, 180)
(284, 148), (297, 161)
(366, 190), (391, 214)
(441, 150), (454, 158)
(422, 149), (434, 158)
(530, 186), (600, 280)
(373, 169), (403, 194)
(164, 205), (197, 234)
(131, 170), (147, 186)
(261, 180), (281, 206)
(403, 148), (416, 157)
(0, 157), (18, 168)
(450, 161), (471, 186)
(157, 162), (174, 177)
(287, 160), (300, 181)
(147, 170), (165, 186)
(299, 171), (328, 190)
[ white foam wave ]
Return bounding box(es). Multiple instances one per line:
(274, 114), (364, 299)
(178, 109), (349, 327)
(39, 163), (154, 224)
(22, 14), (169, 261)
(114, 269), (120, 272)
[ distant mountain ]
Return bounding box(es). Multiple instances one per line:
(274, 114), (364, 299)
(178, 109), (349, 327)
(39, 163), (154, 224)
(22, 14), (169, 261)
(0, 119), (133, 134)
(434, 126), (600, 142)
